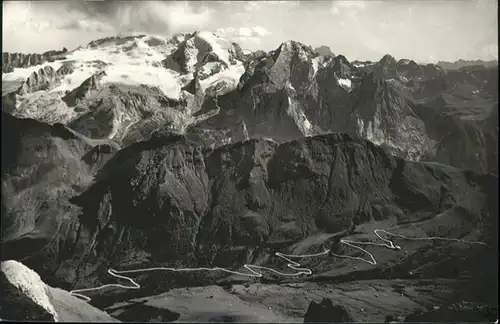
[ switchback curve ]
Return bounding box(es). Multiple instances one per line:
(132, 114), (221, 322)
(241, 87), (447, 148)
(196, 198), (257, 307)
(69, 228), (492, 302)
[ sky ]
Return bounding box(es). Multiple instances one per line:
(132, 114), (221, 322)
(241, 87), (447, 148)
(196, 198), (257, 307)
(2, 0), (498, 63)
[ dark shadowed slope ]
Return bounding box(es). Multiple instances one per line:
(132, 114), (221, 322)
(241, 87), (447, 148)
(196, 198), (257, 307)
(1, 112), (116, 261)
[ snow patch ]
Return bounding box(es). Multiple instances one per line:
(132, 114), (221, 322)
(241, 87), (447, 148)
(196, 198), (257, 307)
(1, 260), (59, 321)
(311, 58), (319, 77)
(51, 67), (99, 93)
(337, 77), (352, 91)
(365, 117), (385, 146)
(101, 64), (181, 99)
(242, 120), (249, 140)
(399, 75), (409, 83)
(199, 64), (246, 95)
(352, 62), (374, 68)
(303, 114), (312, 130)
(285, 82), (314, 136)
(10, 36), (183, 100)
(311, 56), (328, 78)
(199, 62), (220, 77)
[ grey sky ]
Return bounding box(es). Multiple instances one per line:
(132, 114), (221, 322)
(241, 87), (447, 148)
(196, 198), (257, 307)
(2, 0), (498, 62)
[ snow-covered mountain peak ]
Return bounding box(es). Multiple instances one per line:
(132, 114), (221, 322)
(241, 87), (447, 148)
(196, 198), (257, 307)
(275, 40), (316, 60)
(4, 34), (179, 94)
(3, 31), (245, 98)
(2, 31), (247, 128)
(162, 30), (244, 76)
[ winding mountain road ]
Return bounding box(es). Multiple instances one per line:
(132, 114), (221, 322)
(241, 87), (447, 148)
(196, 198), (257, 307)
(70, 227), (492, 302)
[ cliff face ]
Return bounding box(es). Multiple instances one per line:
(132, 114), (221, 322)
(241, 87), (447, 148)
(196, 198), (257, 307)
(186, 44), (497, 174)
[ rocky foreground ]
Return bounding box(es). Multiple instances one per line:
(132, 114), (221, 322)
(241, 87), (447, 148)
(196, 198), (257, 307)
(0, 260), (117, 322)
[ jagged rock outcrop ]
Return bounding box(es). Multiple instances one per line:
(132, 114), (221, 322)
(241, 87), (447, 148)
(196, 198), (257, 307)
(0, 260), (118, 322)
(357, 55), (445, 81)
(303, 298), (354, 323)
(161, 31), (243, 79)
(422, 63), (446, 79)
(67, 83), (190, 141)
(16, 66), (61, 95)
(396, 59), (421, 80)
(1, 63), (77, 117)
(56, 63), (74, 76)
(2, 49), (67, 73)
(330, 54), (357, 81)
(2, 63), (73, 103)
(62, 71), (107, 107)
(375, 54), (398, 77)
(86, 35), (147, 49)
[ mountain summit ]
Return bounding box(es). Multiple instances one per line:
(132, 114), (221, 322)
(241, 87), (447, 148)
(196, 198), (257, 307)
(2, 32), (498, 174)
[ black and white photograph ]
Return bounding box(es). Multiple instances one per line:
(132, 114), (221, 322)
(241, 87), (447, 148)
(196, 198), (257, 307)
(1, 0), (498, 322)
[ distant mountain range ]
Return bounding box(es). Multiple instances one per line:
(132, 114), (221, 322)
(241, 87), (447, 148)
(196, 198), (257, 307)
(436, 59), (498, 71)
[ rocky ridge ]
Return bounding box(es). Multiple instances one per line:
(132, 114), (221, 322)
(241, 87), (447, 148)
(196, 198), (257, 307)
(186, 45), (497, 174)
(437, 59), (498, 71)
(2, 49), (68, 73)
